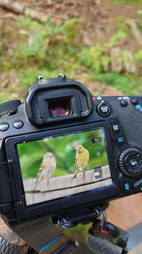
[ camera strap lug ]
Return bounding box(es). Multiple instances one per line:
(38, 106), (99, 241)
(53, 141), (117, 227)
(57, 218), (79, 230)
(88, 208), (129, 254)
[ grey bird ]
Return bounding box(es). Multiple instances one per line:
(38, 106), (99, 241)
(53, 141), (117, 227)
(34, 152), (56, 190)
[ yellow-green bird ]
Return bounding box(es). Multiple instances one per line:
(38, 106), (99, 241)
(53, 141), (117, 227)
(73, 144), (89, 179)
(33, 152), (56, 190)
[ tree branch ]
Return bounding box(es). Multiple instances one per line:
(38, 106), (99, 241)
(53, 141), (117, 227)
(0, 0), (48, 23)
(126, 19), (142, 46)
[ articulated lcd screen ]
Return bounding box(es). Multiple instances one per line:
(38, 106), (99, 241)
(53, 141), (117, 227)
(17, 128), (113, 206)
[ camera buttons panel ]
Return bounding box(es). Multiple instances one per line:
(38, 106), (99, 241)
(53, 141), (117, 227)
(131, 96), (142, 113)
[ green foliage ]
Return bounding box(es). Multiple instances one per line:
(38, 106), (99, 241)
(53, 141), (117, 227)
(115, 17), (130, 33)
(18, 68), (73, 95)
(0, 92), (13, 103)
(15, 16), (80, 70)
(80, 46), (105, 73)
(1, 7), (142, 106)
(134, 50), (142, 65)
(137, 10), (142, 14)
(62, 223), (90, 242)
(106, 30), (127, 48)
(91, 71), (142, 95)
(137, 21), (142, 32)
(0, 42), (2, 54)
(115, 0), (142, 4)
(79, 30), (127, 73)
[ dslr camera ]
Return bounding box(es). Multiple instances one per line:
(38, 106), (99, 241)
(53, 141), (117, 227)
(0, 74), (142, 225)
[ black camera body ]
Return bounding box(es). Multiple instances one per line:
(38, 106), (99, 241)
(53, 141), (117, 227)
(0, 75), (142, 225)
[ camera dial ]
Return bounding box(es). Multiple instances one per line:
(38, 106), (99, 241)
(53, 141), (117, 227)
(119, 148), (142, 178)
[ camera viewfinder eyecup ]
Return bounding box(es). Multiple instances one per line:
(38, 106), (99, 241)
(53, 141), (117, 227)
(25, 77), (93, 125)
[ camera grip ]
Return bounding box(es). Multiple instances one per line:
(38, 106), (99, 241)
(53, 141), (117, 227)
(88, 234), (123, 254)
(0, 236), (29, 254)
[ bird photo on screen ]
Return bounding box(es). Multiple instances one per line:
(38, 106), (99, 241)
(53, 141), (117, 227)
(33, 152), (56, 190)
(73, 144), (89, 179)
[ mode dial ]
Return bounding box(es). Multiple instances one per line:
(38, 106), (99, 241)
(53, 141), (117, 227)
(119, 148), (142, 178)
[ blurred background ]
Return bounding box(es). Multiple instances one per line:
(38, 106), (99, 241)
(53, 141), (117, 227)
(0, 0), (142, 243)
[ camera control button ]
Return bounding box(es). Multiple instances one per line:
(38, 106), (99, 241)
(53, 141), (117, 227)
(120, 100), (128, 107)
(119, 148), (142, 177)
(130, 158), (138, 167)
(115, 136), (124, 146)
(100, 104), (109, 114)
(111, 120), (120, 134)
(0, 122), (9, 131)
(13, 120), (24, 129)
(131, 98), (138, 105)
(124, 182), (130, 191)
(97, 102), (111, 117)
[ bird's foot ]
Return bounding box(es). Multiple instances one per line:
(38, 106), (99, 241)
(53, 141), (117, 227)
(83, 170), (87, 177)
(72, 174), (77, 179)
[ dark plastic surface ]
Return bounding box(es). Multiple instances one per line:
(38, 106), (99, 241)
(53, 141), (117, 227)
(0, 100), (21, 116)
(26, 78), (93, 125)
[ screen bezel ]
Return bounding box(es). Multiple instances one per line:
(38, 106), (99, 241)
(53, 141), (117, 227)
(5, 122), (120, 222)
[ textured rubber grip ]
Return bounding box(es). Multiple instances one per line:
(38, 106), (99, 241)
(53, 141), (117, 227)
(11, 219), (95, 254)
(0, 100), (21, 116)
(0, 236), (29, 254)
(72, 242), (95, 254)
(88, 234), (124, 254)
(12, 219), (62, 252)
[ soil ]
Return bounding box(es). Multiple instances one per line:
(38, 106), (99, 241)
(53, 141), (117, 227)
(0, 0), (142, 96)
(1, 0), (142, 51)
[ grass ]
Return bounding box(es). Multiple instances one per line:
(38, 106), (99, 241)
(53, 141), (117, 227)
(114, 0), (142, 4)
(1, 15), (142, 104)
(92, 72), (142, 96)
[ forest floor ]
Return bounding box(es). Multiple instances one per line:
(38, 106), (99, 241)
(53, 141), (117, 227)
(0, 0), (142, 99)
